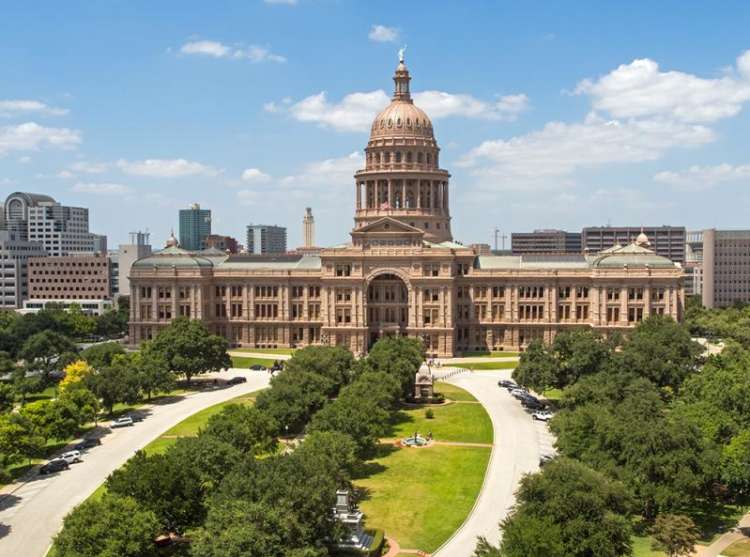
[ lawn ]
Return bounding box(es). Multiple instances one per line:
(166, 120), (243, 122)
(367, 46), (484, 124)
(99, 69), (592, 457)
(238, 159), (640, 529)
(460, 351), (520, 358)
(434, 381), (477, 402)
(632, 536), (665, 557)
(389, 402), (493, 445)
(452, 360), (517, 371)
(231, 347), (295, 355)
(725, 540), (750, 556)
(356, 444), (490, 553)
(230, 356), (280, 369)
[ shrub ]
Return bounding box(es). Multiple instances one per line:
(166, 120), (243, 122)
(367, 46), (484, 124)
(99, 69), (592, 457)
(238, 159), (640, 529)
(425, 408), (435, 420)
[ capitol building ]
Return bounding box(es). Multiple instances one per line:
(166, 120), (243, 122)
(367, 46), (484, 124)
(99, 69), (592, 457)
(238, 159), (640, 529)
(128, 57), (685, 357)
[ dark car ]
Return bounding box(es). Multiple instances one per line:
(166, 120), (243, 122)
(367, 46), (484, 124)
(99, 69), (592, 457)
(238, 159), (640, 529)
(498, 379), (517, 389)
(227, 376), (247, 385)
(39, 459), (69, 475)
(521, 397), (545, 410)
(74, 438), (102, 451)
(249, 364), (267, 371)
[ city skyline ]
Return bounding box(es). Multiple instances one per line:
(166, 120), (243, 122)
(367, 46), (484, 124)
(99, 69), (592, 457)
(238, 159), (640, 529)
(1, 2), (749, 248)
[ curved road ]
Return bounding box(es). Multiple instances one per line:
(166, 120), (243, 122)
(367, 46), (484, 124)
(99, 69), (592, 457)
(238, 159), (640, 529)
(0, 369), (270, 557)
(433, 369), (554, 556)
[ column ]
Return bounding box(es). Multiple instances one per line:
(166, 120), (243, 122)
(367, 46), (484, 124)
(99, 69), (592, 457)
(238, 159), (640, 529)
(620, 286), (628, 325)
(151, 288), (158, 322)
(402, 181), (407, 208)
(387, 179), (393, 208)
(444, 182), (449, 209)
(416, 181), (422, 208)
(171, 284), (178, 319)
(356, 182), (361, 210)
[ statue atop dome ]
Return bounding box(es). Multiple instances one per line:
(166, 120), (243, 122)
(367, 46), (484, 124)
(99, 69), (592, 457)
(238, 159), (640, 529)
(398, 45), (407, 63)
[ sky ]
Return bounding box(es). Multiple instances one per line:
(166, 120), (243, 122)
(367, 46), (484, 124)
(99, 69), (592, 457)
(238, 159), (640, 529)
(1, 1), (749, 250)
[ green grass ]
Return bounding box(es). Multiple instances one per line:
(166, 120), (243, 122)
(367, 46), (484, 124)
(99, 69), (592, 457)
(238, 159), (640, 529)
(542, 388), (563, 401)
(230, 356), (279, 368)
(390, 402), (492, 445)
(22, 385), (58, 403)
(460, 351), (520, 358)
(356, 444), (490, 553)
(452, 360), (517, 371)
(724, 540), (750, 556)
(434, 381), (477, 402)
(632, 536), (665, 557)
(231, 347), (295, 355)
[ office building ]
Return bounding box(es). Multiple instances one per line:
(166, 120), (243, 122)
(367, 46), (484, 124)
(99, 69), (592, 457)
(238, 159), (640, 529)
(0, 229), (47, 309)
(246, 224), (287, 254)
(27, 253), (111, 301)
(511, 230), (582, 255)
(701, 229), (750, 308)
(203, 234), (239, 254)
(179, 203), (211, 251)
(116, 231), (152, 299)
(582, 226), (686, 264)
(684, 230), (704, 298)
(130, 58), (684, 355)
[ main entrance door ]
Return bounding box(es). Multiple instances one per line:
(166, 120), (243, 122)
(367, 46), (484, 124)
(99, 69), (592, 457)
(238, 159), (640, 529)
(366, 273), (409, 348)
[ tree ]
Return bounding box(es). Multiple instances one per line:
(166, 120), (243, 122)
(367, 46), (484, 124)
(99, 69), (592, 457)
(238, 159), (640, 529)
(496, 459), (632, 557)
(552, 329), (612, 387)
(512, 340), (558, 392)
(255, 370), (333, 434)
(80, 342), (125, 369)
(169, 435), (241, 493)
(619, 316), (701, 392)
(19, 399), (56, 443)
(294, 431), (359, 487)
(85, 358), (141, 415)
(0, 381), (14, 413)
(58, 384), (100, 426)
(19, 330), (77, 384)
(130, 351), (174, 400)
(650, 514), (699, 557)
(53, 495), (160, 557)
(203, 404), (279, 454)
(144, 318), (230, 384)
(66, 304), (96, 338)
(366, 336), (423, 398)
(60, 360), (94, 392)
(283, 345), (354, 395)
(720, 430), (750, 494)
(106, 449), (205, 533)
(0, 412), (44, 465)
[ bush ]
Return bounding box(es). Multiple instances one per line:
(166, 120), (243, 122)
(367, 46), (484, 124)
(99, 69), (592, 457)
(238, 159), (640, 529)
(425, 408), (435, 419)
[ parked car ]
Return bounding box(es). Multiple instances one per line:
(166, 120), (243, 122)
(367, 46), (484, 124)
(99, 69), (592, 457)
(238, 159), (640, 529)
(249, 364), (267, 371)
(497, 379), (517, 389)
(39, 459), (69, 475)
(539, 453), (555, 467)
(510, 389), (530, 399)
(127, 413), (144, 422)
(227, 376), (247, 385)
(111, 416), (134, 428)
(74, 437), (102, 451)
(60, 450), (82, 464)
(533, 410), (554, 422)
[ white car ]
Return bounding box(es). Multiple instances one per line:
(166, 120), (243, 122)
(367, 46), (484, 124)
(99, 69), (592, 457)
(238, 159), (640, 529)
(510, 388), (529, 399)
(111, 416), (134, 428)
(532, 411), (554, 422)
(60, 450), (82, 464)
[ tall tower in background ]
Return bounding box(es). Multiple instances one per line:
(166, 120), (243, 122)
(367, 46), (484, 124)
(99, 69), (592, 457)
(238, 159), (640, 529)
(179, 203), (211, 251)
(303, 207), (315, 248)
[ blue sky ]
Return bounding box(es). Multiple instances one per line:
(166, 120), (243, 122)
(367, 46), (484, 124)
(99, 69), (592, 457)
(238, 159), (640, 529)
(1, 1), (749, 249)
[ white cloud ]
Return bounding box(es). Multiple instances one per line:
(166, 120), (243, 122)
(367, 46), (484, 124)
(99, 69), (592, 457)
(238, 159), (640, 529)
(117, 158), (220, 178)
(575, 49), (750, 123)
(0, 100), (68, 117)
(71, 182), (133, 195)
(0, 122), (81, 155)
(414, 91), (528, 121)
(18, 156), (31, 163)
(241, 168), (271, 182)
(281, 89), (529, 132)
(654, 163), (750, 190)
(369, 25), (399, 43)
(460, 112), (714, 180)
(70, 160), (109, 174)
(179, 40), (286, 63)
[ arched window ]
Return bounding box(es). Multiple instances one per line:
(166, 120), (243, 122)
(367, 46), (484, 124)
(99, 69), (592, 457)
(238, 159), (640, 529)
(395, 151), (402, 163)
(384, 152), (391, 163)
(406, 151), (413, 163)
(426, 153), (432, 165)
(375, 152), (381, 163)
(417, 152), (424, 163)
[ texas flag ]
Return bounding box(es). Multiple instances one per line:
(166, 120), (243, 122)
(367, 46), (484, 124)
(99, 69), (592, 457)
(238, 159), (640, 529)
(380, 201), (391, 209)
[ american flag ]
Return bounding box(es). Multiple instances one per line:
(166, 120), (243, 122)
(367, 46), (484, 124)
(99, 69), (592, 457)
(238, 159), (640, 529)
(380, 201), (391, 209)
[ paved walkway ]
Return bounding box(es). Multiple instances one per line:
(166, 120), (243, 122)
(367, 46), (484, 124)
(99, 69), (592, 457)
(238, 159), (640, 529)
(430, 369), (551, 556)
(694, 511), (750, 556)
(228, 350), (292, 360)
(0, 369), (270, 557)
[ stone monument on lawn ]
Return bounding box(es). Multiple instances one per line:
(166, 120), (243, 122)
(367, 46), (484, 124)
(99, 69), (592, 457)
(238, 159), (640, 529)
(414, 362), (434, 400)
(332, 490), (372, 550)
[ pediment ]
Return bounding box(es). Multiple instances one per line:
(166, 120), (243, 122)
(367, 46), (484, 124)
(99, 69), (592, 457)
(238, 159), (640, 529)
(353, 217), (424, 236)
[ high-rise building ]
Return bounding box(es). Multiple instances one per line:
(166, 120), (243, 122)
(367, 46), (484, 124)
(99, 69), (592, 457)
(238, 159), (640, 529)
(4, 192), (102, 255)
(582, 226), (686, 264)
(27, 253), (111, 301)
(0, 229), (47, 309)
(116, 231), (152, 299)
(303, 208), (315, 248)
(203, 234), (239, 254)
(179, 203), (211, 251)
(511, 230), (582, 255)
(701, 229), (750, 308)
(246, 225), (287, 254)
(684, 230), (704, 298)
(92, 234), (108, 254)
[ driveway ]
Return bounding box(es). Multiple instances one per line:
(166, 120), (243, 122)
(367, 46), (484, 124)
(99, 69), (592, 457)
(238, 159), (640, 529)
(0, 369), (270, 557)
(433, 369), (553, 556)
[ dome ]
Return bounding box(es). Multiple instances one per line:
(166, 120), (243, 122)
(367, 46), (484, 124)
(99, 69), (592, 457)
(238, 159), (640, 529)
(165, 230), (179, 248)
(635, 229), (650, 247)
(369, 56), (435, 142)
